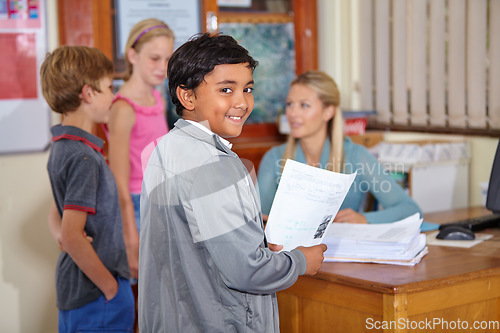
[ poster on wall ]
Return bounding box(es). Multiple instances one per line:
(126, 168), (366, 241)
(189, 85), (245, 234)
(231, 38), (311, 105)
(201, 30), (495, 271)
(219, 22), (296, 123)
(115, 0), (201, 56)
(217, 0), (251, 7)
(0, 0), (51, 154)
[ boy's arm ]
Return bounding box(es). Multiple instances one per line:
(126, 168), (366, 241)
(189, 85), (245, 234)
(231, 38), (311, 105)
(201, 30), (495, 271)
(190, 157), (316, 294)
(48, 201), (63, 250)
(60, 209), (118, 300)
(203, 221), (308, 294)
(48, 200), (93, 251)
(263, 243), (327, 275)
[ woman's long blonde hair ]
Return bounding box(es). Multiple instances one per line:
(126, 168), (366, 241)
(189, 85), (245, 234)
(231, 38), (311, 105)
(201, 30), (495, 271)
(123, 18), (175, 81)
(282, 70), (344, 172)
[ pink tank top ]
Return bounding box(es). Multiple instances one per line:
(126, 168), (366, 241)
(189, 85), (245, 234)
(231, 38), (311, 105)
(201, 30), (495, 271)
(106, 89), (168, 193)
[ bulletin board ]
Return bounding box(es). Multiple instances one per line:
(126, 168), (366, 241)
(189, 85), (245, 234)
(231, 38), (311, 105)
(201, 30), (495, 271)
(219, 22), (296, 123)
(0, 0), (50, 154)
(114, 0), (201, 57)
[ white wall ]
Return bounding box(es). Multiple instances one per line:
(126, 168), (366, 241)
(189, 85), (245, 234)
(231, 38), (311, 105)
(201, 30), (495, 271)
(0, 1), (59, 332)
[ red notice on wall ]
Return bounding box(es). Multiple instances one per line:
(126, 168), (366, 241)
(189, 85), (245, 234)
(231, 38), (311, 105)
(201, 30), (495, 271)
(0, 32), (37, 99)
(343, 110), (377, 136)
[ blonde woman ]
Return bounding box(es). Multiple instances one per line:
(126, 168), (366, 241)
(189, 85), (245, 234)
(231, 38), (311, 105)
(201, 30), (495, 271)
(257, 71), (421, 223)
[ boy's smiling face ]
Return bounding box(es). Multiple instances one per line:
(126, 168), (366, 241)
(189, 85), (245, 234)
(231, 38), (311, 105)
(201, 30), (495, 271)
(181, 62), (254, 138)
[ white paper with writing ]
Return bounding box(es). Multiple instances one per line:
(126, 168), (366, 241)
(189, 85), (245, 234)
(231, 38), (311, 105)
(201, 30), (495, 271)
(264, 159), (356, 251)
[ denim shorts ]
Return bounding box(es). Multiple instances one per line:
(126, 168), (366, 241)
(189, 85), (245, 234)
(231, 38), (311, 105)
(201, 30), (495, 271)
(131, 193), (141, 233)
(58, 277), (135, 332)
(130, 193), (141, 285)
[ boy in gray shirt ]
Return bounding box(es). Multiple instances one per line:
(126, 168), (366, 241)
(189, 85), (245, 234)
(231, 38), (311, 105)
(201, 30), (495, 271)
(139, 33), (327, 332)
(42, 46), (133, 332)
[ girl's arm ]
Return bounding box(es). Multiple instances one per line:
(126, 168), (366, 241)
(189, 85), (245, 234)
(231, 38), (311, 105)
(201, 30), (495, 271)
(353, 145), (422, 223)
(108, 100), (139, 279)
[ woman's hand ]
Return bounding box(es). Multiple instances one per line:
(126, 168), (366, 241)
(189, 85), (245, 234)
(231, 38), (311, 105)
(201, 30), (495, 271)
(333, 208), (367, 224)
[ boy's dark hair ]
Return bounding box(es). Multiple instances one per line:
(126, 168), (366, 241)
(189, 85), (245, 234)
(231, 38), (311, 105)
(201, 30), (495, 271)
(167, 33), (258, 116)
(40, 45), (114, 114)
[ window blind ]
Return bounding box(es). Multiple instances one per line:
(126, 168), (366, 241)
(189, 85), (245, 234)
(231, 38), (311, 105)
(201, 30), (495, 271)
(333, 0), (500, 133)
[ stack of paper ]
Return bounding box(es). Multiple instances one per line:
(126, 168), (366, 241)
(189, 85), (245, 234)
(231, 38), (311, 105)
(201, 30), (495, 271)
(323, 213), (428, 266)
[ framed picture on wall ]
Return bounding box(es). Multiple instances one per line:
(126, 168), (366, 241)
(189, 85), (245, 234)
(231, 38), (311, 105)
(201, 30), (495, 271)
(219, 21), (295, 123)
(113, 0), (202, 73)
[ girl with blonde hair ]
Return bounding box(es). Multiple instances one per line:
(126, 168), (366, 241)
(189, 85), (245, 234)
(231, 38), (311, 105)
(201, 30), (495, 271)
(105, 18), (174, 280)
(258, 70), (421, 223)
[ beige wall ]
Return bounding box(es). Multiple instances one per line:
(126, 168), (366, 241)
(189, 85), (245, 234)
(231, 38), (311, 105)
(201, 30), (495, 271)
(0, 1), (498, 332)
(0, 1), (59, 332)
(0, 153), (59, 333)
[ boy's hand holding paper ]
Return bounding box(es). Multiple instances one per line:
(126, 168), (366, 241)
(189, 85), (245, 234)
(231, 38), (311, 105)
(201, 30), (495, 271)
(264, 159), (357, 251)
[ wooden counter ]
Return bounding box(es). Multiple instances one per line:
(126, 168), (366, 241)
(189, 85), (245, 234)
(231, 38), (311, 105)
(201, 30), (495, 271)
(277, 207), (500, 332)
